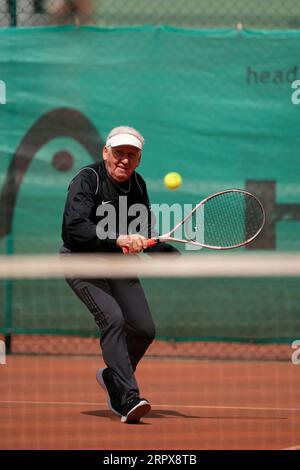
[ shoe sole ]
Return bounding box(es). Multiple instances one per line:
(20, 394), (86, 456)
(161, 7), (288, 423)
(121, 400), (151, 423)
(96, 368), (122, 417)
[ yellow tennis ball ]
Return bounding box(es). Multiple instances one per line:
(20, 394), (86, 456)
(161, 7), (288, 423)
(164, 172), (182, 190)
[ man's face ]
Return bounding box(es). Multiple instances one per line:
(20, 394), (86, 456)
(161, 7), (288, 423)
(103, 145), (141, 183)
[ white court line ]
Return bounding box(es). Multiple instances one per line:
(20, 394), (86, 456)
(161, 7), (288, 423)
(281, 445), (300, 450)
(0, 400), (300, 413)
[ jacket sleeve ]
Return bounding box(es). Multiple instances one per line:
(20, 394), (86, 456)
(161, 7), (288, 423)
(63, 170), (118, 250)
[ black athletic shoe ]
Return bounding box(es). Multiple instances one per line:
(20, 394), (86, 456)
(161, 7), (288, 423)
(121, 397), (151, 423)
(96, 368), (122, 416)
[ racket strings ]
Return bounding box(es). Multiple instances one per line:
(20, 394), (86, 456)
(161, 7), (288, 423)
(186, 191), (264, 248)
(208, 193), (243, 246)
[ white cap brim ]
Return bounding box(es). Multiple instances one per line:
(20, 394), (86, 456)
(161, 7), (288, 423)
(106, 133), (143, 150)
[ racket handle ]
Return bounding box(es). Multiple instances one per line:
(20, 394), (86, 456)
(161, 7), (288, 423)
(146, 239), (157, 248)
(122, 239), (158, 254)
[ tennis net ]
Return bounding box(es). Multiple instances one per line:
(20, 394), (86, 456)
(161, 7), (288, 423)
(0, 252), (299, 361)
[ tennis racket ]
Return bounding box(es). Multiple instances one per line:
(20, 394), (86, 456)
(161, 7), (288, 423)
(123, 189), (265, 253)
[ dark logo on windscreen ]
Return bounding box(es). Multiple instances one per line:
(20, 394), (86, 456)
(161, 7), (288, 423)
(0, 107), (103, 240)
(245, 180), (300, 250)
(246, 66), (298, 85)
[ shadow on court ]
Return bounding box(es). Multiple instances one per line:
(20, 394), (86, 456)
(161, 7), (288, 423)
(81, 408), (200, 420)
(81, 409), (152, 424)
(81, 409), (286, 421)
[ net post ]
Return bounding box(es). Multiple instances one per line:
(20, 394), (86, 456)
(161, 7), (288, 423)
(4, 233), (14, 355)
(4, 334), (11, 355)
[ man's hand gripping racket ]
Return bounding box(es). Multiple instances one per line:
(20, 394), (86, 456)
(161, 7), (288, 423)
(122, 189), (265, 253)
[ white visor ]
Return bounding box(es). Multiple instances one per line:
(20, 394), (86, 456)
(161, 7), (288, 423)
(106, 133), (143, 150)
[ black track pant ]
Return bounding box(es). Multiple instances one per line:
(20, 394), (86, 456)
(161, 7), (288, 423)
(66, 275), (155, 402)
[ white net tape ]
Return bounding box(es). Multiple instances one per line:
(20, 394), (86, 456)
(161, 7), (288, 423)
(0, 253), (300, 279)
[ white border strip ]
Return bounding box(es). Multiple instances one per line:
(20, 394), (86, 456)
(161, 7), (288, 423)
(0, 253), (300, 279)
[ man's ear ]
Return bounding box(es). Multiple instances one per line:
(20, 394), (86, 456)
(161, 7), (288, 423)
(103, 146), (108, 161)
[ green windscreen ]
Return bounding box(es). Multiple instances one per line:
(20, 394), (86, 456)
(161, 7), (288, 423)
(0, 26), (299, 342)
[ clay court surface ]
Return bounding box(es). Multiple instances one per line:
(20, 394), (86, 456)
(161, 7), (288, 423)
(1, 355), (300, 450)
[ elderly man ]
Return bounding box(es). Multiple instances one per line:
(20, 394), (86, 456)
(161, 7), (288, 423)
(61, 126), (177, 423)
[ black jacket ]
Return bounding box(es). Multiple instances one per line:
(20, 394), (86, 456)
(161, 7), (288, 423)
(61, 161), (179, 255)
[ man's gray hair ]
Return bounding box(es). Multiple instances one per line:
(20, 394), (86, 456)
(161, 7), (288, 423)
(106, 126), (145, 147)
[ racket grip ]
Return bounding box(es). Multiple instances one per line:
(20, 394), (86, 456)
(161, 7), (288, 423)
(122, 239), (157, 254)
(146, 239), (157, 248)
